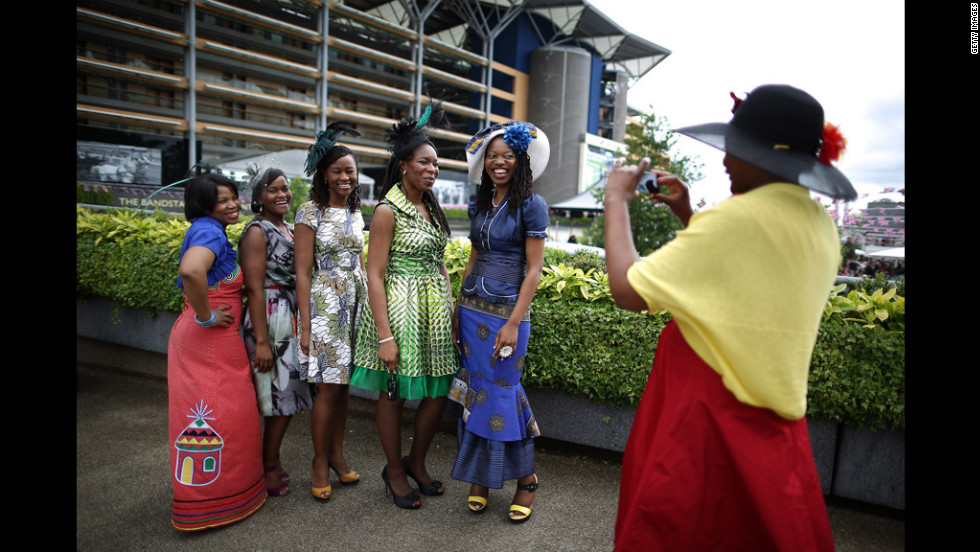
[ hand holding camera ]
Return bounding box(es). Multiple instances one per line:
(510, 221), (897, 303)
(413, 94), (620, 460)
(640, 172), (661, 195)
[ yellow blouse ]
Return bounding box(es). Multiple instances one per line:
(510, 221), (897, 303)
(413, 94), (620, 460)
(627, 184), (840, 420)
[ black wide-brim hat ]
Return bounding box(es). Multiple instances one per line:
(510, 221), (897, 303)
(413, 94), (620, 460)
(673, 84), (857, 201)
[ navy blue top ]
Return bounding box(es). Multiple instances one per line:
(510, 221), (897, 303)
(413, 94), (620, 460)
(176, 216), (238, 289)
(462, 191), (549, 303)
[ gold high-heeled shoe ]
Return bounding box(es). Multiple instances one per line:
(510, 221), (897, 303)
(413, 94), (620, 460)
(329, 460), (360, 486)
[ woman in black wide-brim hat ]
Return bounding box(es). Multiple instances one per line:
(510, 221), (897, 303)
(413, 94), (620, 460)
(603, 84), (851, 551)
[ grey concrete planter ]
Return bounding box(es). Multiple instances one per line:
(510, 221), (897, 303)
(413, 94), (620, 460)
(807, 416), (839, 495)
(832, 425), (905, 510)
(76, 297), (176, 355)
(526, 388), (636, 451)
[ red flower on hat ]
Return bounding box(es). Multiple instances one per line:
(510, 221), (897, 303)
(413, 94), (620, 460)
(819, 122), (847, 166)
(729, 92), (744, 113)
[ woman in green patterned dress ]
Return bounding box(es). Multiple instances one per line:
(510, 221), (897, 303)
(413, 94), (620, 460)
(351, 110), (458, 510)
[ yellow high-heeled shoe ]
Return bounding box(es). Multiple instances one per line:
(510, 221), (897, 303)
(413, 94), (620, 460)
(329, 460), (361, 487)
(311, 483), (332, 501)
(468, 495), (488, 514)
(311, 459), (332, 501)
(508, 474), (538, 524)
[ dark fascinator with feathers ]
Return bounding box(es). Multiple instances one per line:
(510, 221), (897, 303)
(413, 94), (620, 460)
(241, 157), (286, 213)
(304, 121), (361, 177)
(385, 99), (450, 159)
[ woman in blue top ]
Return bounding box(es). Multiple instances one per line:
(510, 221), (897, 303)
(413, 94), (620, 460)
(168, 173), (267, 530)
(449, 121), (550, 523)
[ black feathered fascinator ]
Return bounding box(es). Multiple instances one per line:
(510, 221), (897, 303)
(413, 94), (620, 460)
(304, 122), (361, 177)
(385, 99), (450, 160)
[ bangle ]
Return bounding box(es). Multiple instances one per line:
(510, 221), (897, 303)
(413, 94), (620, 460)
(195, 311), (217, 327)
(379, 336), (395, 345)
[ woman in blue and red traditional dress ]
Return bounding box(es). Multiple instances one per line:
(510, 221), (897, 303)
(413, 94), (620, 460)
(603, 84), (853, 551)
(447, 121), (550, 524)
(168, 173), (266, 531)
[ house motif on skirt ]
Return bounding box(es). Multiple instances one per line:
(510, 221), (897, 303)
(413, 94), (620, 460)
(174, 400), (223, 486)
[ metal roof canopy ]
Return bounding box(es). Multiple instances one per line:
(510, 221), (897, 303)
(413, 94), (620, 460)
(341, 0), (670, 84)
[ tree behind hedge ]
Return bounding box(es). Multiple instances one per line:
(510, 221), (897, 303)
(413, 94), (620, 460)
(585, 108), (705, 256)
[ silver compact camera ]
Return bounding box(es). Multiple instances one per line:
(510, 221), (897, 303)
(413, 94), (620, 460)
(640, 172), (659, 194)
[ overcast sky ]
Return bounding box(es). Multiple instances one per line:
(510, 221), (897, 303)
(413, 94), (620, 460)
(588, 0), (905, 212)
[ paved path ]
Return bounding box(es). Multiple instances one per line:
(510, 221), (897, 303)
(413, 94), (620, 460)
(76, 337), (904, 551)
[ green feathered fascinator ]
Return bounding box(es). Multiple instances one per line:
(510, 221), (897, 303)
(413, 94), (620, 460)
(304, 122), (361, 177)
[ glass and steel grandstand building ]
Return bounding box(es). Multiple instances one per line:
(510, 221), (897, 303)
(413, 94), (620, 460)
(76, 0), (670, 208)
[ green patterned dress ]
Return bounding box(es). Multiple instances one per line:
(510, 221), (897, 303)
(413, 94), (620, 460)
(351, 185), (457, 399)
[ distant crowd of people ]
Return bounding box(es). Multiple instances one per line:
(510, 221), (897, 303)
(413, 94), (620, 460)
(842, 258), (905, 278)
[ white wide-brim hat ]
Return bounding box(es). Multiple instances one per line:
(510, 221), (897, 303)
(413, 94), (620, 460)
(465, 121), (550, 185)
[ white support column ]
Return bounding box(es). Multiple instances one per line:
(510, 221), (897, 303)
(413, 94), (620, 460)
(185, 2), (197, 172)
(319, 4), (330, 131)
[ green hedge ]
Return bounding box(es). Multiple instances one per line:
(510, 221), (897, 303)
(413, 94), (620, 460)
(76, 207), (904, 431)
(526, 300), (670, 408)
(808, 319), (905, 431)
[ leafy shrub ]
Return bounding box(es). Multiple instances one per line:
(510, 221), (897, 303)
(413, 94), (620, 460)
(808, 319), (905, 431)
(543, 247), (571, 267)
(76, 208), (905, 430)
(565, 249), (607, 274)
(539, 264), (610, 302)
(854, 272), (905, 297)
(526, 299), (671, 408)
(76, 206), (249, 315)
(824, 282), (905, 332)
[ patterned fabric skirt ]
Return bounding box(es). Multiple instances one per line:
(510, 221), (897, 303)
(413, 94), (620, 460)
(301, 268), (366, 385)
(452, 420), (535, 489)
(168, 277), (267, 531)
(448, 295), (539, 489)
(241, 286), (313, 417)
(614, 320), (834, 552)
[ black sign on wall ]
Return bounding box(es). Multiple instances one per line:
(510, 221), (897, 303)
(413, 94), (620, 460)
(81, 183), (186, 215)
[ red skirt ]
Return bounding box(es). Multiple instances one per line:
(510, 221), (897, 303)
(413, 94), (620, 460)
(614, 321), (834, 552)
(168, 268), (267, 531)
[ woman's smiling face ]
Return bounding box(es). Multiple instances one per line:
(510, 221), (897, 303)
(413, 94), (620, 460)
(324, 154), (358, 202)
(484, 136), (516, 187)
(259, 175), (292, 216)
(208, 184), (241, 226)
(400, 143), (440, 193)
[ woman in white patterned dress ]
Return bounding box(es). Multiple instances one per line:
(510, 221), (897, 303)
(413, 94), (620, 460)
(295, 123), (367, 501)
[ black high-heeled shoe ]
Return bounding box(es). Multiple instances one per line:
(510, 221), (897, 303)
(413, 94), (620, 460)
(401, 456), (445, 496)
(381, 466), (421, 509)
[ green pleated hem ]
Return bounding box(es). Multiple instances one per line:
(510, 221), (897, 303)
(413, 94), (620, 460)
(350, 366), (453, 400)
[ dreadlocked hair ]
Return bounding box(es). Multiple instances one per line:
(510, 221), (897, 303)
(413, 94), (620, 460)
(310, 144), (360, 213)
(379, 138), (452, 238)
(475, 150), (534, 217)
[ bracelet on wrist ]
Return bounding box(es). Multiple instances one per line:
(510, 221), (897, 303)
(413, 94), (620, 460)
(379, 336), (395, 345)
(195, 311), (217, 327)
